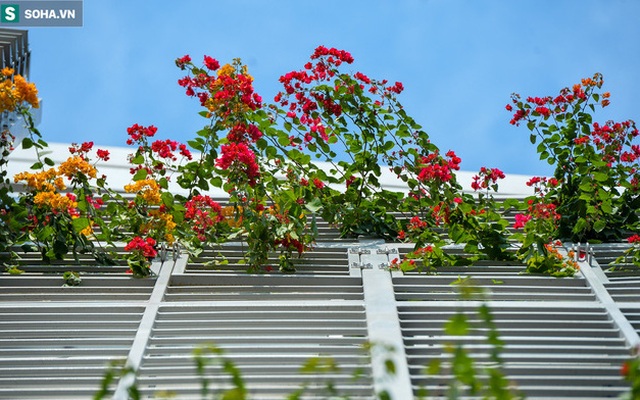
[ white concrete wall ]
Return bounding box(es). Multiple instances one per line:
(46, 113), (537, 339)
(5, 142), (535, 198)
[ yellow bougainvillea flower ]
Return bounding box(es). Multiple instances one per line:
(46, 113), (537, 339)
(124, 179), (161, 205)
(13, 75), (39, 109)
(14, 168), (62, 191)
(79, 224), (94, 237)
(0, 70), (39, 113)
(33, 191), (77, 211)
(58, 156), (97, 180)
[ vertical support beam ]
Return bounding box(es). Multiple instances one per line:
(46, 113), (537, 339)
(577, 255), (640, 348)
(359, 239), (414, 399)
(113, 254), (185, 399)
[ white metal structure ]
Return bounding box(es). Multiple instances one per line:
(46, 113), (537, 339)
(1, 227), (638, 399)
(1, 144), (637, 399)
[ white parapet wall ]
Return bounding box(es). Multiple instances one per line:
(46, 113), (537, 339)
(5, 142), (535, 198)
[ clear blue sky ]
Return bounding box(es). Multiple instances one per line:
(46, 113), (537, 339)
(26, 0), (640, 176)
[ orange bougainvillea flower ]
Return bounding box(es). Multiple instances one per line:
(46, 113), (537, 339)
(58, 156), (97, 180)
(124, 179), (161, 205)
(0, 70), (39, 113)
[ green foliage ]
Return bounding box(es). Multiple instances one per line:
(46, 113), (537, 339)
(62, 270), (82, 286)
(508, 73), (640, 243)
(621, 348), (640, 400)
(93, 360), (140, 400)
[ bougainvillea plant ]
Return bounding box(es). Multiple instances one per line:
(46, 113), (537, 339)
(507, 177), (580, 276)
(174, 55), (315, 272)
(13, 141), (113, 262)
(3, 46), (638, 278)
(0, 67), (41, 264)
(507, 73), (640, 243)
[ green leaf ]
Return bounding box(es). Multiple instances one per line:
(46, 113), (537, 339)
(384, 359), (396, 375)
(573, 217), (587, 235)
(30, 161), (43, 170)
(444, 313), (469, 336)
(187, 139), (204, 151)
(44, 157), (55, 166)
(593, 172), (608, 182)
(593, 219), (606, 233)
(278, 134), (291, 147)
(53, 239), (68, 258)
(132, 168), (148, 181)
(72, 217), (90, 233)
(305, 197), (323, 213)
(131, 154), (145, 165)
(22, 137), (33, 149)
(210, 176), (223, 188)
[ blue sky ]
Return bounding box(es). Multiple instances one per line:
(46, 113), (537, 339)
(26, 0), (640, 176)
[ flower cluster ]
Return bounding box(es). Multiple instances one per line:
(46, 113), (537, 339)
(126, 124), (157, 145)
(13, 147), (102, 214)
(520, 241), (580, 277)
(125, 124), (192, 178)
(151, 139), (193, 161)
(471, 167), (505, 191)
(58, 156), (97, 180)
(508, 72), (639, 242)
(216, 142), (260, 186)
(416, 150), (462, 183)
(124, 236), (157, 277)
(177, 56), (262, 119)
(507, 73), (608, 126)
(124, 236), (158, 259)
(0, 67), (39, 113)
(124, 179), (161, 205)
(184, 195), (224, 242)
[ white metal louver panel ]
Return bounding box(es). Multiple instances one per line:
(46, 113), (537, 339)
(4, 243), (131, 272)
(0, 304), (146, 399)
(135, 303), (373, 399)
(393, 274), (595, 302)
(0, 276), (155, 302)
(185, 243), (353, 275)
(399, 302), (629, 399)
(130, 264), (374, 399)
(394, 257), (632, 400)
(0, 251), (157, 400)
(594, 243), (640, 303)
(164, 275), (364, 302)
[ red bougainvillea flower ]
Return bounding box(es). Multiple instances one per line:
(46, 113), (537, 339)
(124, 236), (158, 259)
(185, 195), (224, 242)
(312, 178), (325, 189)
(471, 167), (505, 191)
(68, 141), (94, 156)
(96, 149), (110, 161)
(203, 55), (220, 71)
(628, 234), (640, 244)
(175, 55), (191, 70)
(408, 215), (427, 231)
(226, 123), (263, 144)
(513, 213), (532, 229)
(416, 150), (461, 183)
(126, 124), (157, 145)
(86, 195), (104, 209)
(274, 236), (306, 254)
(216, 142), (260, 185)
